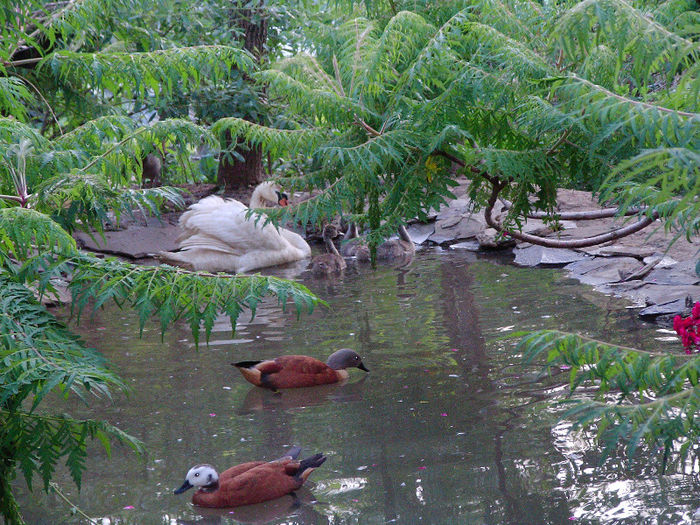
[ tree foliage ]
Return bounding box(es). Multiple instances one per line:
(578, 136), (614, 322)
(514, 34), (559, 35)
(518, 330), (699, 471)
(0, 1), (322, 522)
(219, 0), (699, 464)
(220, 0), (698, 243)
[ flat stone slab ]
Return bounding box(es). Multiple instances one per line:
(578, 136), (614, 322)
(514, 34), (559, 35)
(578, 244), (656, 259)
(599, 283), (698, 308)
(428, 198), (487, 243)
(32, 282), (72, 306)
(514, 246), (589, 267)
(405, 222), (435, 245)
(75, 215), (180, 259)
(643, 254), (678, 268)
(565, 257), (642, 286)
(429, 215), (486, 243)
(643, 267), (700, 286)
(638, 298), (690, 319)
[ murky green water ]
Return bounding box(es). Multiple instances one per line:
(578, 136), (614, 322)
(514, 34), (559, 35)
(13, 249), (699, 524)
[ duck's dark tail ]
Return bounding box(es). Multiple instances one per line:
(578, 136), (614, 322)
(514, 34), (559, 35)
(278, 446), (302, 461)
(233, 360), (262, 369)
(295, 453), (327, 482)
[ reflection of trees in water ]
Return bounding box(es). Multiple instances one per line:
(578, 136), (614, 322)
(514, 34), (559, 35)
(442, 258), (577, 523)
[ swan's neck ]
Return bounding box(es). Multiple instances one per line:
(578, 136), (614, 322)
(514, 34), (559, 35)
(249, 187), (269, 209)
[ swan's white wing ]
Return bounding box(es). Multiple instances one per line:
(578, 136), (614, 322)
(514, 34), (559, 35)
(178, 196), (247, 242)
(177, 198), (289, 256)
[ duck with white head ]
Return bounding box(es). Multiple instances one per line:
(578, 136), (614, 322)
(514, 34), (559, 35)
(174, 447), (327, 508)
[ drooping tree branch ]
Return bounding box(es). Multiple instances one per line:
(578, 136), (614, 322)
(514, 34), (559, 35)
(434, 150), (659, 248)
(482, 177), (658, 249)
(499, 199), (647, 221)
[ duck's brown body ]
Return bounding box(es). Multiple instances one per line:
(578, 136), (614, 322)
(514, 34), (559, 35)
(235, 355), (349, 389)
(191, 458), (315, 508)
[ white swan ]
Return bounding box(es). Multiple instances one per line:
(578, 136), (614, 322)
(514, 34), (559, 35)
(158, 181), (311, 273)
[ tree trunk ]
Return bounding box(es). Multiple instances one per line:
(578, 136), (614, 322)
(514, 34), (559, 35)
(217, 2), (269, 189)
(218, 131), (265, 188)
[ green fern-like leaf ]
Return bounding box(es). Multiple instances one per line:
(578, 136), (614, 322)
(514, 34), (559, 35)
(518, 330), (699, 465)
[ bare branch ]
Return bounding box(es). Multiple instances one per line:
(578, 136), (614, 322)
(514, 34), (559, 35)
(354, 115), (381, 137)
(483, 180), (658, 249)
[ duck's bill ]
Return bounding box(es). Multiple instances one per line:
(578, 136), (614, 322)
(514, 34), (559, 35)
(358, 363), (369, 372)
(174, 480), (193, 494)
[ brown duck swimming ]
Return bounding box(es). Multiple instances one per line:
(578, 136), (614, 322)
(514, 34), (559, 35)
(311, 224), (347, 275)
(174, 447), (326, 508)
(233, 348), (369, 389)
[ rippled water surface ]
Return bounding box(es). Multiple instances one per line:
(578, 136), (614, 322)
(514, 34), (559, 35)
(14, 249), (699, 524)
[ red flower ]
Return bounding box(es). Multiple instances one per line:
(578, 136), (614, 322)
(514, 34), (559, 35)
(673, 302), (700, 354)
(692, 301), (700, 319)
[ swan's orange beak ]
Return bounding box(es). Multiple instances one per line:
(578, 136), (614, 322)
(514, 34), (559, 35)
(276, 191), (289, 207)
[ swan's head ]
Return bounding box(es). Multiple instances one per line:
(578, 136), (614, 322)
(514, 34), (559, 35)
(275, 190), (289, 206)
(326, 348), (369, 372)
(252, 181), (289, 207)
(174, 464), (219, 494)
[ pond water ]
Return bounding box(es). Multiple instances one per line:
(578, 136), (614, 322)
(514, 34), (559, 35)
(14, 248), (699, 524)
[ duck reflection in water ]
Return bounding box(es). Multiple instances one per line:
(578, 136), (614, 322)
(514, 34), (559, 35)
(238, 374), (368, 414)
(177, 487), (322, 524)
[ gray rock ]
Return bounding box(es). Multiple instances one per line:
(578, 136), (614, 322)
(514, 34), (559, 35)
(643, 267), (700, 286)
(514, 246), (589, 267)
(476, 228), (516, 250)
(429, 213), (486, 244)
(639, 284), (698, 306)
(638, 298), (690, 319)
(405, 222), (435, 245)
(578, 245), (656, 259)
(642, 254), (678, 268)
(75, 216), (180, 259)
(32, 282), (72, 306)
(435, 198), (473, 221)
(565, 257), (642, 286)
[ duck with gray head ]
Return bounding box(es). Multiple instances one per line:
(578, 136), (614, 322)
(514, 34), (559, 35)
(233, 348), (369, 390)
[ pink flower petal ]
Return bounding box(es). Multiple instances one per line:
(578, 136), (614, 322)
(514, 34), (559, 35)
(209, 413), (216, 417)
(123, 505), (135, 510)
(450, 348), (458, 352)
(440, 413), (448, 417)
(417, 466), (426, 470)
